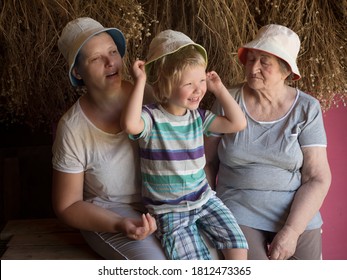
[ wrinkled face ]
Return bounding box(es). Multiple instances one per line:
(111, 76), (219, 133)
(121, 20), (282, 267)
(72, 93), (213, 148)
(73, 32), (123, 92)
(165, 65), (207, 115)
(245, 49), (289, 91)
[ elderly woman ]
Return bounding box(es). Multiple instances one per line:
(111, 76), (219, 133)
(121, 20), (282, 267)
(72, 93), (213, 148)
(205, 24), (331, 260)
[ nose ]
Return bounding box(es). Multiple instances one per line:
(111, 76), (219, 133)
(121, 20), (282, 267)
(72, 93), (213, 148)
(248, 59), (261, 74)
(194, 84), (204, 95)
(105, 55), (116, 67)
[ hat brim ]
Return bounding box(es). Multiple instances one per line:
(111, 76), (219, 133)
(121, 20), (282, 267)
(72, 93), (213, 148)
(145, 43), (208, 74)
(69, 28), (126, 86)
(238, 47), (301, 81)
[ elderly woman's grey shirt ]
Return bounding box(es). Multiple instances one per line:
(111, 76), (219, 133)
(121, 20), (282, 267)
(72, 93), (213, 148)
(212, 84), (327, 232)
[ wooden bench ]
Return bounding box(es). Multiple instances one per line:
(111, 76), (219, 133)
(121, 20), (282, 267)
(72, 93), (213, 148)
(0, 218), (102, 260)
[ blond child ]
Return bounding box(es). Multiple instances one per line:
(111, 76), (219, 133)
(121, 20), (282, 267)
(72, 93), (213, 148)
(121, 30), (248, 260)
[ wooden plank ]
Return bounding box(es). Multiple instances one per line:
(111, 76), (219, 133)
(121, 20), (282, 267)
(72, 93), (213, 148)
(0, 219), (103, 260)
(2, 157), (21, 220)
(0, 219), (76, 240)
(7, 232), (87, 246)
(1, 244), (103, 260)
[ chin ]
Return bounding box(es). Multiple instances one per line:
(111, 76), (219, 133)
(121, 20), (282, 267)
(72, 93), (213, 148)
(188, 104), (200, 111)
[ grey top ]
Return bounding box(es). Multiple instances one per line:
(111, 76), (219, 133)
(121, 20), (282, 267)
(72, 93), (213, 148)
(212, 84), (327, 232)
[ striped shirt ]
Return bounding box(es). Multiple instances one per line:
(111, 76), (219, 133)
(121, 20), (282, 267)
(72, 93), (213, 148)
(131, 103), (216, 214)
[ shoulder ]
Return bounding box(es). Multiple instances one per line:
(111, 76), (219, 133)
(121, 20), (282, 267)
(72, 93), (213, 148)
(296, 90), (322, 112)
(211, 83), (244, 114)
(228, 83), (244, 99)
(142, 103), (160, 122)
(297, 90), (320, 103)
(57, 100), (82, 128)
(143, 103), (158, 113)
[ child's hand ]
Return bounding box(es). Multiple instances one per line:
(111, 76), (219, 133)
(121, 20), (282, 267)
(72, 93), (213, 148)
(121, 213), (157, 240)
(132, 60), (146, 82)
(206, 71), (225, 95)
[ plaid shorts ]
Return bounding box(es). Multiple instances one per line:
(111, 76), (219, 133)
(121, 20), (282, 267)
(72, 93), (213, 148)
(155, 195), (248, 260)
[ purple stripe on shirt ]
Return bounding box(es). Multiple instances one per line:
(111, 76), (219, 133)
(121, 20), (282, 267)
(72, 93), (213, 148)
(143, 183), (209, 206)
(140, 146), (204, 160)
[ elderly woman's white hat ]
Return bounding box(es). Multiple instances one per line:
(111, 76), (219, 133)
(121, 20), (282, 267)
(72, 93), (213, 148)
(58, 17), (126, 86)
(238, 24), (301, 81)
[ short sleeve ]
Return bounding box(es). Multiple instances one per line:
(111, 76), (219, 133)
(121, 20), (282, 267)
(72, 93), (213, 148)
(52, 119), (84, 173)
(199, 109), (217, 136)
(129, 106), (153, 141)
(298, 97), (327, 147)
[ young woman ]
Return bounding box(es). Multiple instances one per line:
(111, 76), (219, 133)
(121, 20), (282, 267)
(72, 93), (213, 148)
(52, 17), (166, 259)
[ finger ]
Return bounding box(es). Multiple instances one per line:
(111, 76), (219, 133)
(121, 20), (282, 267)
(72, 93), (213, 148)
(145, 213), (157, 232)
(268, 246), (280, 260)
(132, 215), (148, 239)
(141, 213), (149, 229)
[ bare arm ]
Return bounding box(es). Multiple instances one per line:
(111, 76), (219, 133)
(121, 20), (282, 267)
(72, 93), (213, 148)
(206, 71), (246, 133)
(52, 170), (156, 240)
(268, 146), (331, 259)
(120, 60), (146, 135)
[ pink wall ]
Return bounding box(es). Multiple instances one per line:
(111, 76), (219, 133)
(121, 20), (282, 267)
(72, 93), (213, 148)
(321, 102), (347, 259)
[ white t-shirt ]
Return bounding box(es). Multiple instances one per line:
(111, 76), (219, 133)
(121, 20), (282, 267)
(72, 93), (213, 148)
(52, 99), (142, 207)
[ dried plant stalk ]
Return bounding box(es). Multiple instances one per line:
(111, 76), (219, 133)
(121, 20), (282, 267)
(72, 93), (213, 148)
(246, 0), (347, 110)
(0, 0), (156, 129)
(0, 0), (345, 130)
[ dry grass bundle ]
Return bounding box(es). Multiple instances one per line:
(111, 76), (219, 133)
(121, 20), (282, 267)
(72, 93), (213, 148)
(0, 0), (156, 129)
(0, 0), (345, 130)
(247, 0), (347, 110)
(141, 0), (257, 109)
(142, 0), (346, 111)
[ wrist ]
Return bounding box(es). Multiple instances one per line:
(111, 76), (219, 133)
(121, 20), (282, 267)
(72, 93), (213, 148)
(211, 85), (228, 98)
(282, 224), (302, 237)
(135, 76), (146, 84)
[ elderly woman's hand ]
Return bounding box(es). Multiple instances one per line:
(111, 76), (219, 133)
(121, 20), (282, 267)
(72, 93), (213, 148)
(268, 225), (300, 260)
(121, 213), (157, 240)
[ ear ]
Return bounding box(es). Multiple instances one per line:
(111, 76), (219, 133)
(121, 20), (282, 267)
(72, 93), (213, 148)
(72, 67), (82, 80)
(283, 70), (293, 81)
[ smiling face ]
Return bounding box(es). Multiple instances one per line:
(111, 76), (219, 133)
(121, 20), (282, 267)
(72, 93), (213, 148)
(244, 49), (290, 91)
(72, 32), (123, 92)
(164, 64), (207, 115)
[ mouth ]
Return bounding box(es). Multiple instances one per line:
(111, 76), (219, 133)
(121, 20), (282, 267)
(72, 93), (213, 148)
(106, 70), (119, 78)
(188, 97), (200, 102)
(248, 74), (262, 80)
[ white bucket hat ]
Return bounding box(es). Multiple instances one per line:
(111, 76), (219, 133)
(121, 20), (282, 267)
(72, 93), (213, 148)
(145, 29), (207, 72)
(238, 24), (301, 80)
(58, 17), (126, 86)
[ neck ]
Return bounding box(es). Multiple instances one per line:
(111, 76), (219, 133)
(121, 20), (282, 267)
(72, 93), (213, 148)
(245, 83), (290, 106)
(243, 83), (296, 122)
(85, 81), (129, 111)
(79, 82), (131, 134)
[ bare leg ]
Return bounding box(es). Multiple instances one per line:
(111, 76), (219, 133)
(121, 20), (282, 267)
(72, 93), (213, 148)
(222, 248), (248, 260)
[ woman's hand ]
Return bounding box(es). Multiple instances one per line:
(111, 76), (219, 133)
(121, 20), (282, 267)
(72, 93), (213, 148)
(268, 225), (300, 260)
(121, 213), (157, 240)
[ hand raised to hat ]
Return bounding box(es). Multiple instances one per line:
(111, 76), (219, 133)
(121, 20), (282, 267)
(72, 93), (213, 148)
(131, 60), (147, 83)
(206, 71), (227, 97)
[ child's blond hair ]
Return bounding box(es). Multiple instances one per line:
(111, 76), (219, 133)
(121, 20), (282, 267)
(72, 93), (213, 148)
(146, 45), (207, 104)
